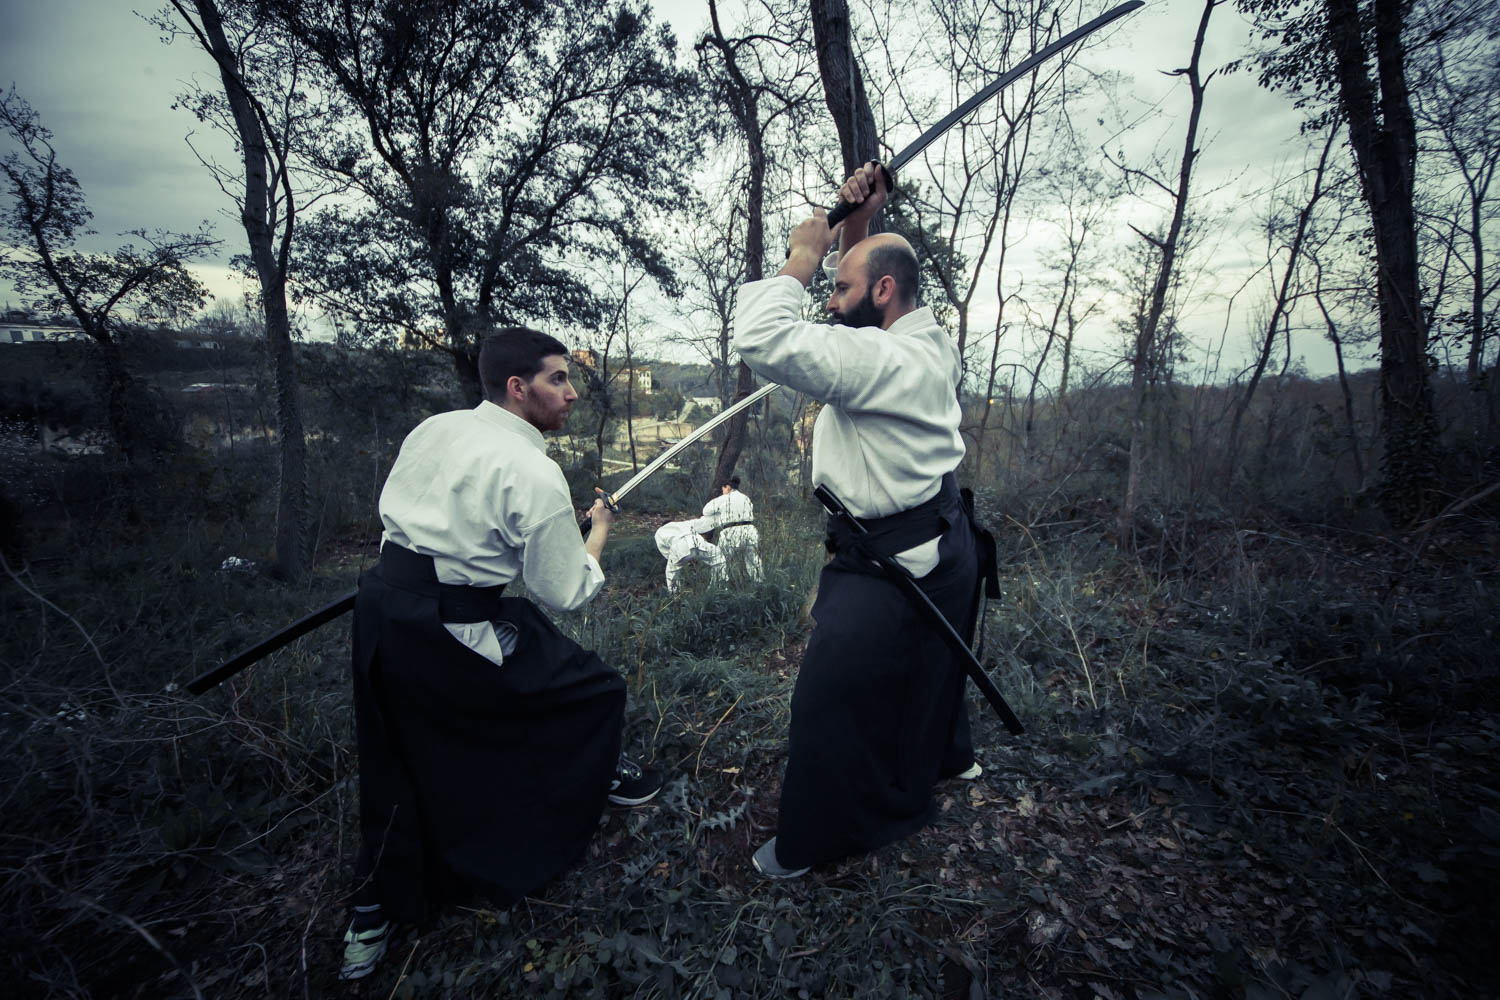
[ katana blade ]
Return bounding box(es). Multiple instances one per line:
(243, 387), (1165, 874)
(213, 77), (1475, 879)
(598, 382), (780, 508)
(826, 0), (1145, 225)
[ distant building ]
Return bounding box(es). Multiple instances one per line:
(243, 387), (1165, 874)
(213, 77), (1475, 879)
(570, 350), (653, 394)
(1, 311), (88, 345)
(399, 329), (444, 350)
(687, 396), (721, 413)
(617, 366), (653, 394)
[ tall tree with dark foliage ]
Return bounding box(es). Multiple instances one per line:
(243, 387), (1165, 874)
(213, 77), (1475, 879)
(262, 0), (700, 402)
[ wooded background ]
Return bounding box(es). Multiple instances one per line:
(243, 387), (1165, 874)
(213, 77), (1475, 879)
(1, 1), (1496, 997)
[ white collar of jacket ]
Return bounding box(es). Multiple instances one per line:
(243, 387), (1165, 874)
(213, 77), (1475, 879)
(475, 399), (545, 451)
(880, 306), (939, 337)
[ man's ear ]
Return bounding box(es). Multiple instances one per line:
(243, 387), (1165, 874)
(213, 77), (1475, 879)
(873, 274), (897, 307)
(506, 374), (528, 402)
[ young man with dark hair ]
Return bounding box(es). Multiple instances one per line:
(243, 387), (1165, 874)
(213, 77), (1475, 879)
(341, 326), (661, 979)
(733, 163), (984, 879)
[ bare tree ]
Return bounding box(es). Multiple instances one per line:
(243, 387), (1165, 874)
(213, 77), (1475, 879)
(697, 0), (820, 489)
(1224, 122), (1340, 488)
(1021, 156), (1117, 461)
(1409, 10), (1499, 442)
(162, 0), (327, 579)
(0, 89), (216, 459)
(861, 0), (1106, 473)
(1241, 0), (1443, 519)
(1110, 0), (1221, 541)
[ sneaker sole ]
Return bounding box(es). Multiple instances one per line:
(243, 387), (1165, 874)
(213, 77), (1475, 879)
(608, 787), (661, 807)
(752, 838), (810, 879)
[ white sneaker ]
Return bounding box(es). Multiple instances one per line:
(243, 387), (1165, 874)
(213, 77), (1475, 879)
(948, 762), (982, 781)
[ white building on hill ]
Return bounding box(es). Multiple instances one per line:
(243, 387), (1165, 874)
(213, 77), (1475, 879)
(2, 311), (88, 345)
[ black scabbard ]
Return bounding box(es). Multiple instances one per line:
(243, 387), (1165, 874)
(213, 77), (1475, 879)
(187, 589), (356, 695)
(814, 484), (1024, 735)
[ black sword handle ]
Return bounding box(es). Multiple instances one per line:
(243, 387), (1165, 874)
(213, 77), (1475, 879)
(813, 483), (1025, 735)
(825, 160), (896, 228)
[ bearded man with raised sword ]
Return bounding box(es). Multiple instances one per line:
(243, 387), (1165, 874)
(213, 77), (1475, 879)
(733, 163), (987, 878)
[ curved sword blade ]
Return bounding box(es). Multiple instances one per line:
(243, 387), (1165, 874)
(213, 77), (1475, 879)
(888, 1), (1144, 175)
(601, 382), (781, 507)
(825, 1), (1144, 225)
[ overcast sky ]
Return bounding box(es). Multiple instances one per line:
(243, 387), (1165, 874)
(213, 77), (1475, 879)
(0, 0), (1372, 378)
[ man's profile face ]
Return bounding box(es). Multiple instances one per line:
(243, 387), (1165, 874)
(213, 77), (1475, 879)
(517, 354), (577, 431)
(830, 284), (883, 329)
(827, 250), (885, 329)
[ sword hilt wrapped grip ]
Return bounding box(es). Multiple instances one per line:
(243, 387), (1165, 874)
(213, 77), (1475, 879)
(579, 489), (620, 536)
(825, 160), (895, 227)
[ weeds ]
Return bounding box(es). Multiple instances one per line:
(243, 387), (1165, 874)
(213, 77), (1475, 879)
(4, 436), (1499, 997)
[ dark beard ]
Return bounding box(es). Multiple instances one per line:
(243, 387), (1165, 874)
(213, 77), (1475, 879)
(832, 287), (883, 329)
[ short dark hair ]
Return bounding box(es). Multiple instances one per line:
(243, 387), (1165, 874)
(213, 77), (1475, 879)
(864, 243), (920, 307)
(478, 327), (569, 402)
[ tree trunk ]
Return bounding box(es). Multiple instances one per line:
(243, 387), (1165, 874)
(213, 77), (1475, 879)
(624, 267), (638, 473)
(1325, 0), (1438, 521)
(1323, 307), (1366, 491)
(810, 0), (880, 177)
(707, 1), (766, 489)
(1119, 0), (1215, 543)
(194, 0), (308, 578)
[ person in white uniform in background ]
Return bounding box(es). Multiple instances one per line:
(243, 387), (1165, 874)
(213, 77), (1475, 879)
(698, 477), (762, 582)
(654, 516), (726, 592)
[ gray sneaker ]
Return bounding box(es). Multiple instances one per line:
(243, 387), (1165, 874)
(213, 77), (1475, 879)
(752, 837), (811, 879)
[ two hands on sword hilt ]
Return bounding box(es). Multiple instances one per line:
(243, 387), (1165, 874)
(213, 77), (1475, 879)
(783, 160), (894, 280)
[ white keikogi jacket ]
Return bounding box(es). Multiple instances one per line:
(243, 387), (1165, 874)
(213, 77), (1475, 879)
(378, 401), (604, 664)
(732, 274), (966, 574)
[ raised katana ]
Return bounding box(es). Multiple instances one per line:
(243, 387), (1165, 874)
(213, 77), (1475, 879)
(187, 383), (782, 695)
(824, 0), (1144, 226)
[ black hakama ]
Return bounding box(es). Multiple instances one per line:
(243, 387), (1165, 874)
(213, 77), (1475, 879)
(774, 475), (983, 870)
(350, 544), (625, 921)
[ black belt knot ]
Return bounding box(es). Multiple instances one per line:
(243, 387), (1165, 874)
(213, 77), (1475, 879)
(377, 543), (507, 623)
(824, 473), (959, 557)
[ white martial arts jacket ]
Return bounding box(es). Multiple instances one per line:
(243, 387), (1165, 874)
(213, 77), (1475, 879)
(378, 401), (604, 663)
(733, 274), (965, 574)
(698, 489), (755, 533)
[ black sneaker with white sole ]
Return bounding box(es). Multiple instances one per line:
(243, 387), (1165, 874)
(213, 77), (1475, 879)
(608, 757), (662, 806)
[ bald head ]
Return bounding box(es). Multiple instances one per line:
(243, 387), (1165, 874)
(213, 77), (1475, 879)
(828, 232), (921, 329)
(847, 233), (919, 308)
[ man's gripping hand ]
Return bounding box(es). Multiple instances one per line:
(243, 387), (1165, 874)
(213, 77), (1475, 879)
(779, 209), (840, 287)
(838, 161), (890, 227)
